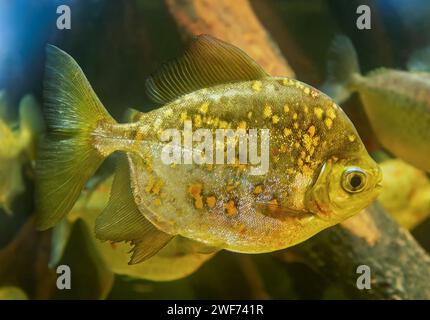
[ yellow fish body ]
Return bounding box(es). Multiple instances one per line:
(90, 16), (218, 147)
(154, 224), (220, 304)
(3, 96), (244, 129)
(325, 36), (430, 173)
(36, 35), (381, 264)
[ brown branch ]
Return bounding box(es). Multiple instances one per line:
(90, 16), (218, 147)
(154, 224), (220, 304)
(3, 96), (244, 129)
(165, 0), (295, 77)
(281, 203), (430, 299)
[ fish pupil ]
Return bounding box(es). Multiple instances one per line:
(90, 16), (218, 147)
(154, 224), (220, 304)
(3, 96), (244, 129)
(350, 175), (362, 189)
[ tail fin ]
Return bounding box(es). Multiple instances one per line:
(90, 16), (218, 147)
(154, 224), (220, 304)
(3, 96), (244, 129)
(36, 45), (116, 230)
(321, 35), (361, 104)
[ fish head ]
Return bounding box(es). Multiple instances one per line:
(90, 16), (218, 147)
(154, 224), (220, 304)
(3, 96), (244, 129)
(304, 153), (382, 223)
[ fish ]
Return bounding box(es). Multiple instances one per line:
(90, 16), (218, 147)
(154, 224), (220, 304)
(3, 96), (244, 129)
(36, 35), (382, 264)
(323, 35), (430, 173)
(0, 93), (44, 215)
(378, 158), (430, 230)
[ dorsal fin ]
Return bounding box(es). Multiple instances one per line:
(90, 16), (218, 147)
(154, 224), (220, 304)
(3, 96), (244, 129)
(145, 34), (269, 104)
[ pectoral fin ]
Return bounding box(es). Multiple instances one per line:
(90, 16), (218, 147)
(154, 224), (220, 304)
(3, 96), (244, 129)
(95, 153), (173, 264)
(256, 201), (313, 222)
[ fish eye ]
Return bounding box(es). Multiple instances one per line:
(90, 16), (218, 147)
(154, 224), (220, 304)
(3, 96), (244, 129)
(341, 167), (367, 193)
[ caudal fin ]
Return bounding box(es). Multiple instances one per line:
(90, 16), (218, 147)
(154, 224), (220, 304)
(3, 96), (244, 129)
(321, 35), (361, 104)
(36, 45), (116, 230)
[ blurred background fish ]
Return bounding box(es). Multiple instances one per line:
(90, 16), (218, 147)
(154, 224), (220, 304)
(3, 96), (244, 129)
(323, 35), (430, 173)
(0, 92), (44, 215)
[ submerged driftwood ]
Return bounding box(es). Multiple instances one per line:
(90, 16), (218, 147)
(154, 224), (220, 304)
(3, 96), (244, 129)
(165, 0), (430, 299)
(283, 203), (430, 299)
(165, 0), (295, 78)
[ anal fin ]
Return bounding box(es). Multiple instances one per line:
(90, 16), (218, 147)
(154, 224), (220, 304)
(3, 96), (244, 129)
(95, 153), (173, 264)
(129, 231), (173, 265)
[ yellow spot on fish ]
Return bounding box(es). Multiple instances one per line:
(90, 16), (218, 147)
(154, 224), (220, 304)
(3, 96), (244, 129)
(153, 198), (162, 206)
(206, 196), (216, 208)
(294, 142), (300, 149)
(194, 114), (202, 127)
(226, 184), (235, 192)
(327, 108), (336, 120)
(189, 183), (203, 198)
(348, 135), (356, 142)
(200, 102), (209, 114)
(325, 118), (333, 129)
(279, 144), (288, 153)
(247, 111), (253, 119)
(298, 158), (304, 167)
(272, 115), (280, 124)
(151, 180), (164, 195)
(283, 104), (290, 113)
(252, 81), (262, 92)
(189, 183), (204, 210)
(212, 117), (219, 127)
(293, 122), (299, 129)
(145, 177), (156, 193)
(238, 121), (247, 129)
(180, 112), (188, 123)
(263, 104), (272, 118)
(302, 134), (313, 151)
(302, 165), (312, 176)
(253, 185), (263, 194)
(284, 128), (292, 136)
(304, 105), (309, 113)
(219, 120), (228, 129)
(282, 78), (291, 86)
(313, 136), (320, 146)
(225, 200), (238, 216)
(293, 112), (298, 120)
(308, 125), (316, 137)
(194, 196), (204, 209)
(314, 107), (324, 119)
(304, 87), (310, 95)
